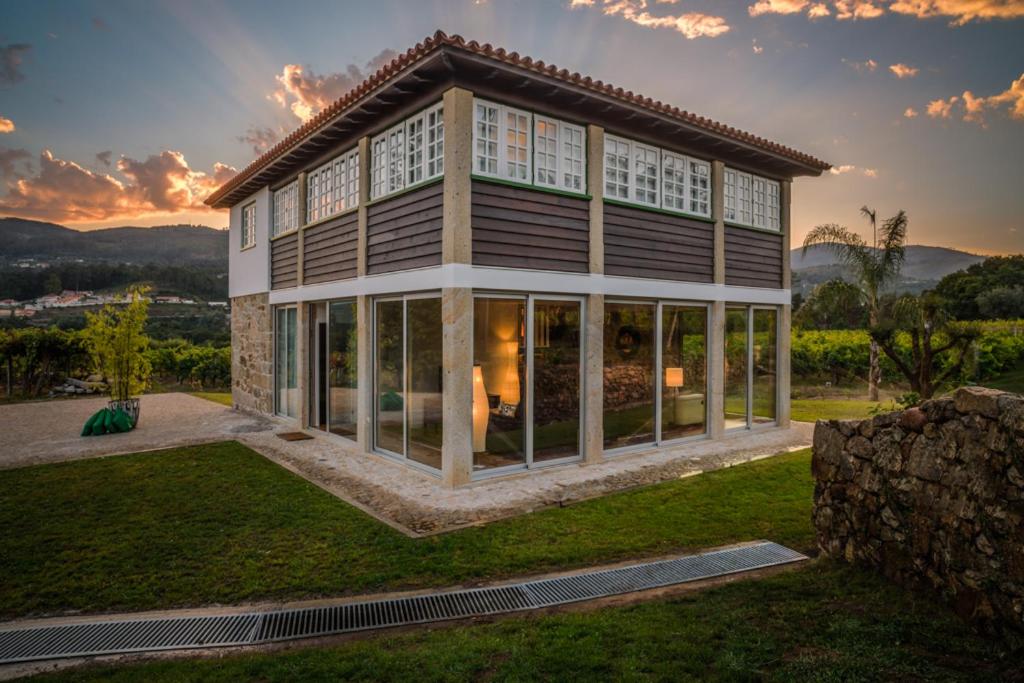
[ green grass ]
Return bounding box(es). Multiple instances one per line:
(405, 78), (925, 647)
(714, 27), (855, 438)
(790, 398), (881, 422)
(35, 561), (1014, 683)
(0, 441), (814, 620)
(190, 391), (232, 407)
(985, 362), (1024, 394)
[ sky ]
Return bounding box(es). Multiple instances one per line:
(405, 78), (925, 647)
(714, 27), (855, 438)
(0, 0), (1022, 255)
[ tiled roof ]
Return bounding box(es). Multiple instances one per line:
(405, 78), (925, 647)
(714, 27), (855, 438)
(206, 30), (830, 207)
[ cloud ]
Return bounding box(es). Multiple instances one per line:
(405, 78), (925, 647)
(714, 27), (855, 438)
(829, 164), (879, 177)
(889, 63), (919, 78)
(236, 125), (281, 155)
(863, 168), (878, 177)
(752, 39), (764, 54)
(0, 149), (236, 223)
(904, 106), (919, 118)
(272, 49), (398, 122)
(0, 147), (31, 179)
(917, 73), (1024, 126)
(748, 0), (809, 16)
(0, 116), (13, 133)
(889, 0), (1024, 25)
(0, 44), (31, 86)
(807, 2), (832, 16)
(926, 96), (959, 118)
(95, 150), (112, 167)
(843, 58), (878, 72)
(834, 0), (885, 19)
(571, 0), (730, 39)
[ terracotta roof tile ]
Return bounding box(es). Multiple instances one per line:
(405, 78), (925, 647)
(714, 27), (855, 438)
(206, 30), (830, 207)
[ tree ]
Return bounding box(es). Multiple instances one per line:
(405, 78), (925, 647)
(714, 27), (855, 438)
(82, 286), (152, 402)
(803, 207), (909, 401)
(934, 255), (1024, 320)
(43, 272), (62, 295)
(793, 279), (868, 330)
(975, 285), (1024, 320)
(871, 292), (979, 399)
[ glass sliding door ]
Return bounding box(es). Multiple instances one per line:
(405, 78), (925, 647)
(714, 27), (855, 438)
(661, 305), (707, 441)
(724, 307), (749, 430)
(406, 297), (443, 470)
(532, 299), (582, 463)
(472, 294), (583, 474)
(375, 299), (405, 456)
(275, 306), (298, 418)
(752, 308), (778, 425)
(328, 300), (358, 438)
(603, 302), (656, 450)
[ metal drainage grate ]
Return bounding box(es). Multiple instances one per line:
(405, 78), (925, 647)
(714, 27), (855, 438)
(0, 541), (805, 664)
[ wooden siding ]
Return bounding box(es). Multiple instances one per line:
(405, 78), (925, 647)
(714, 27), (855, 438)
(724, 226), (784, 288)
(366, 182), (443, 274)
(471, 181), (589, 273)
(603, 203), (714, 282)
(303, 212), (358, 284)
(270, 232), (299, 290)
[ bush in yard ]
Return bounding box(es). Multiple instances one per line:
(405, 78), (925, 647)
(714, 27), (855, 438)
(81, 286), (152, 402)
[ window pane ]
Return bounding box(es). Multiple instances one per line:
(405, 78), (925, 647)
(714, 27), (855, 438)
(725, 307), (748, 429)
(752, 309), (778, 424)
(661, 305), (707, 440)
(406, 297), (443, 470)
(473, 298), (527, 471)
(603, 302), (655, 450)
(328, 301), (358, 439)
(275, 307), (298, 418)
(375, 300), (405, 455)
(533, 300), (581, 462)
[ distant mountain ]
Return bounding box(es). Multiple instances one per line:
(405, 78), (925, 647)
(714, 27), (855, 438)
(791, 244), (985, 297)
(0, 218), (228, 265)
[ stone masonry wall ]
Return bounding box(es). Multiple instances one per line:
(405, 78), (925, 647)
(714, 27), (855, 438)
(812, 387), (1024, 641)
(231, 292), (273, 415)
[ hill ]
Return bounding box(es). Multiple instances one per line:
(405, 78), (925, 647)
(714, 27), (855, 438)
(791, 244), (985, 296)
(0, 218), (228, 265)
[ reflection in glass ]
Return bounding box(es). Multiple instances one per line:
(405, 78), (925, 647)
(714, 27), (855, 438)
(724, 307), (749, 430)
(406, 297), (443, 469)
(472, 298), (527, 471)
(328, 301), (357, 438)
(661, 305), (707, 440)
(603, 302), (655, 449)
(375, 299), (404, 455)
(752, 308), (778, 424)
(533, 300), (581, 462)
(275, 307), (298, 418)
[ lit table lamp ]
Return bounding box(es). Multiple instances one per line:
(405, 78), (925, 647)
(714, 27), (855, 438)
(665, 366), (703, 426)
(472, 365), (489, 453)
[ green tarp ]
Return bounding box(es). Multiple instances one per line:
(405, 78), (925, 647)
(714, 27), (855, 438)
(81, 407), (135, 436)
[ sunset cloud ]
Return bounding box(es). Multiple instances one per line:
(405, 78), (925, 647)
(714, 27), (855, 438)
(0, 116), (14, 133)
(843, 58), (878, 72)
(746, 0), (1024, 24)
(271, 49), (397, 122)
(0, 149), (236, 223)
(834, 0), (885, 19)
(571, 0), (730, 39)
(0, 44), (31, 85)
(926, 96), (959, 118)
(904, 106), (919, 118)
(236, 125), (281, 155)
(917, 73), (1024, 126)
(0, 147), (31, 179)
(748, 0), (810, 16)
(889, 63), (919, 78)
(829, 164), (879, 177)
(95, 150), (112, 167)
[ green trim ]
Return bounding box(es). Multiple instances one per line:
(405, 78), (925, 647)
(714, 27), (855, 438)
(470, 174), (591, 200)
(603, 198), (715, 224)
(365, 176), (444, 208)
(724, 220), (783, 236)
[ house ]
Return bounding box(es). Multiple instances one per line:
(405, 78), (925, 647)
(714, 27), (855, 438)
(205, 31), (830, 488)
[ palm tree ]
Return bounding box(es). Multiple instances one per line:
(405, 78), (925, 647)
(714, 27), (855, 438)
(802, 207), (908, 401)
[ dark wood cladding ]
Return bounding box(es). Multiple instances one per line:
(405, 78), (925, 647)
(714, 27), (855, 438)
(724, 226), (784, 288)
(366, 182), (443, 274)
(303, 212), (358, 284)
(270, 232), (299, 290)
(603, 203), (713, 282)
(471, 180), (589, 273)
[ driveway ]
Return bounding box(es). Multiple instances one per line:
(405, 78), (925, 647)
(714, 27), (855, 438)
(0, 393), (275, 470)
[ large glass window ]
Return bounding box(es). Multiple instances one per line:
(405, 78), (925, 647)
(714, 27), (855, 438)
(328, 301), (358, 438)
(724, 167), (780, 230)
(724, 307), (749, 430)
(272, 181), (299, 237)
(307, 147), (358, 224)
(603, 302), (656, 450)
(472, 295), (583, 474)
(370, 102), (444, 200)
(661, 305), (707, 441)
(725, 306), (779, 429)
(374, 295), (443, 471)
(753, 308), (778, 425)
(275, 306), (298, 418)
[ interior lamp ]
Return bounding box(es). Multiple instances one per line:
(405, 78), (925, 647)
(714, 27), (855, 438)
(500, 341), (521, 407)
(472, 364), (489, 453)
(665, 367), (684, 388)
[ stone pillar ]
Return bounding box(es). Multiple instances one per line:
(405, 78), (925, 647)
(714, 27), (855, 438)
(711, 160), (726, 285)
(442, 87), (473, 265)
(230, 292), (273, 415)
(441, 287), (473, 487)
(587, 124), (604, 274)
(356, 295), (374, 452)
(708, 300), (726, 439)
(583, 293), (604, 463)
(778, 179), (793, 427)
(357, 137), (370, 277)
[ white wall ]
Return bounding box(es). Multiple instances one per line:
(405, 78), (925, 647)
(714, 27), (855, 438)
(228, 186), (271, 298)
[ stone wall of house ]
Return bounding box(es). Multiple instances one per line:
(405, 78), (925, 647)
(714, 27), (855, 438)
(812, 387), (1024, 641)
(231, 292), (273, 415)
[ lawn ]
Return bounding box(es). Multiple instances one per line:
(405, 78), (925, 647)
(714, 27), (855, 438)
(35, 561), (1014, 682)
(190, 391), (232, 407)
(790, 398), (880, 422)
(0, 441), (814, 620)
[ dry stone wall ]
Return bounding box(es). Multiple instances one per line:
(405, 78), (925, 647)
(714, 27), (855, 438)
(231, 292), (273, 415)
(812, 387), (1024, 642)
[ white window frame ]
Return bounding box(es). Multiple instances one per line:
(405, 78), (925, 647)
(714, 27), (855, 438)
(473, 99), (533, 183)
(306, 147), (359, 225)
(272, 180), (299, 238)
(240, 202), (256, 250)
(604, 133), (712, 218)
(723, 167), (780, 231)
(604, 134), (631, 201)
(532, 115), (585, 193)
(370, 101), (444, 201)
